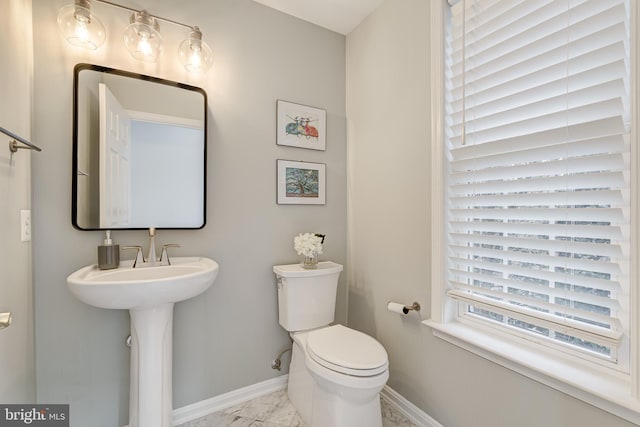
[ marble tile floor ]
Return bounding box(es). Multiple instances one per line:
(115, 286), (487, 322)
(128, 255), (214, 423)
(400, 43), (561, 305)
(175, 389), (418, 427)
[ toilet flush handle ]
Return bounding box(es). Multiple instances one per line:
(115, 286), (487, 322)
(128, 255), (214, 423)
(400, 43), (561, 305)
(0, 312), (12, 331)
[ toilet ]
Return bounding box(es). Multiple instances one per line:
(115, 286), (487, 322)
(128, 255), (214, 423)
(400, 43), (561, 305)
(273, 261), (389, 427)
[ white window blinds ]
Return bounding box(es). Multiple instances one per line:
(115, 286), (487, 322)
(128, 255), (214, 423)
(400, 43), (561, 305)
(444, 0), (631, 359)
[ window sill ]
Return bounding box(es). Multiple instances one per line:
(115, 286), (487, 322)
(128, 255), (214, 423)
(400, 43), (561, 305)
(422, 319), (640, 425)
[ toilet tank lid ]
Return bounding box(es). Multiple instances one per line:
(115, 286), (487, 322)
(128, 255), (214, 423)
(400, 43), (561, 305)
(273, 261), (343, 277)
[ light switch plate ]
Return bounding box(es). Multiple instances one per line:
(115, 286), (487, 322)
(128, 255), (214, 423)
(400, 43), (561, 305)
(20, 209), (31, 242)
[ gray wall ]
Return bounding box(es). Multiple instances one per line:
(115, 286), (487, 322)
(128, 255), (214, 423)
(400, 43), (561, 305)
(346, 1), (636, 427)
(0, 0), (35, 403)
(31, 1), (346, 426)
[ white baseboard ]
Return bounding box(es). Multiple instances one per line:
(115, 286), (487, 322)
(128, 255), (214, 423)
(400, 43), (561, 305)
(172, 375), (288, 426)
(171, 376), (442, 427)
(381, 385), (443, 427)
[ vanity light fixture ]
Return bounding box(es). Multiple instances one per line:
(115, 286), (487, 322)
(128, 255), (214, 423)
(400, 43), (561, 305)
(57, 0), (106, 50)
(178, 27), (214, 73)
(56, 0), (214, 73)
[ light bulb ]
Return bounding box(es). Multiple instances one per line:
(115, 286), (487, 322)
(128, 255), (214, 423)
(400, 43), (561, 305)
(137, 35), (152, 57)
(74, 20), (89, 43)
(189, 50), (202, 70)
(178, 27), (213, 73)
(57, 0), (105, 50)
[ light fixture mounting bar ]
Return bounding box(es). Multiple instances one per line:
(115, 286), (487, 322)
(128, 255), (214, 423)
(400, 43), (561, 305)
(92, 0), (194, 30)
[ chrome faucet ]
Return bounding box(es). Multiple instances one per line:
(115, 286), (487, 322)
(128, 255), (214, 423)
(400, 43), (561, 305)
(122, 228), (180, 268)
(147, 227), (157, 266)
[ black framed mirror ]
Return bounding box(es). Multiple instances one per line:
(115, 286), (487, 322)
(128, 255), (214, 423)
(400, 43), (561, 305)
(72, 63), (207, 230)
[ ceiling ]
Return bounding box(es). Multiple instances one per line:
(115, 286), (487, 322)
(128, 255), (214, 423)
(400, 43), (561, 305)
(251, 0), (384, 35)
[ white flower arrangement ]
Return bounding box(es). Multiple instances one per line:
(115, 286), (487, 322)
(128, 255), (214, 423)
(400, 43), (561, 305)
(294, 233), (324, 258)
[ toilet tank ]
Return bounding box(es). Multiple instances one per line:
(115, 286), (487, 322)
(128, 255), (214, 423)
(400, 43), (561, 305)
(273, 262), (343, 332)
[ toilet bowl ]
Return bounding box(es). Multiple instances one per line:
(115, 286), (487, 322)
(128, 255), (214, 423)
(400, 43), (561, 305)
(287, 327), (389, 427)
(273, 262), (389, 427)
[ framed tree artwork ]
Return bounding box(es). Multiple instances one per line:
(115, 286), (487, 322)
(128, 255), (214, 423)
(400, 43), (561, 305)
(277, 160), (326, 205)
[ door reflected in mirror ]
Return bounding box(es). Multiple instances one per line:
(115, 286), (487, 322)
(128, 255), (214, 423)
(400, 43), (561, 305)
(73, 63), (207, 230)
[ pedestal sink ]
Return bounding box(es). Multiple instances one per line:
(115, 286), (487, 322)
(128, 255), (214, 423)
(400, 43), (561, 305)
(67, 257), (219, 427)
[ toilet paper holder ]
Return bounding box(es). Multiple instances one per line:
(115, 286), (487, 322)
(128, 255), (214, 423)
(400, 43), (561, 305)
(404, 301), (421, 313)
(387, 301), (421, 315)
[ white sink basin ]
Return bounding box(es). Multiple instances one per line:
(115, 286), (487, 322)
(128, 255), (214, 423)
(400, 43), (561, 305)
(67, 256), (218, 309)
(66, 256), (219, 427)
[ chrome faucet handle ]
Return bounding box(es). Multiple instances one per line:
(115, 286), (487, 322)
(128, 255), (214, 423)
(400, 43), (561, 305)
(122, 245), (145, 268)
(160, 244), (180, 265)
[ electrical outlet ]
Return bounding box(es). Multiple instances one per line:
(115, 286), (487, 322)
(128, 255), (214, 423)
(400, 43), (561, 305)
(20, 209), (31, 242)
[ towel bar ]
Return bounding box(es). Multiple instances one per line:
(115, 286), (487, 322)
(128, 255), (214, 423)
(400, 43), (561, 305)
(1, 126), (42, 153)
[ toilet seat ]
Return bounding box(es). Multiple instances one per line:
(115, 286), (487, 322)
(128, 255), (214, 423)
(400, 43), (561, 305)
(306, 325), (388, 377)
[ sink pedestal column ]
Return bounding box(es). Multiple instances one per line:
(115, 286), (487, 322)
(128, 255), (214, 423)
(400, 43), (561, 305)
(128, 302), (174, 427)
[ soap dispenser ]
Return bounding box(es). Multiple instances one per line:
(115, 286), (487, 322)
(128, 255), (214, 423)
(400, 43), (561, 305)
(98, 230), (120, 270)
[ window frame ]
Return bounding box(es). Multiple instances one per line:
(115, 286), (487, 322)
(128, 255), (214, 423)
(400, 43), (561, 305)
(423, 0), (640, 423)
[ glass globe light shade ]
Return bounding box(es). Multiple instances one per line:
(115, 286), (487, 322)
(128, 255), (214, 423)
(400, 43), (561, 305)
(123, 10), (163, 63)
(178, 27), (213, 73)
(57, 0), (106, 50)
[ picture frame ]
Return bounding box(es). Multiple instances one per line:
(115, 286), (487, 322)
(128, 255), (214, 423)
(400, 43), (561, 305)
(276, 100), (326, 151)
(277, 160), (326, 205)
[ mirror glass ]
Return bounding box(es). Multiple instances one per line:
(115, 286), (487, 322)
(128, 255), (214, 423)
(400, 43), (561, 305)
(72, 64), (207, 230)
